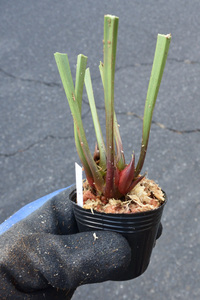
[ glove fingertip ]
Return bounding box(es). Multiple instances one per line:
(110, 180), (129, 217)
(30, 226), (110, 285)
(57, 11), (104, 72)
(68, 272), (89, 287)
(66, 231), (132, 285)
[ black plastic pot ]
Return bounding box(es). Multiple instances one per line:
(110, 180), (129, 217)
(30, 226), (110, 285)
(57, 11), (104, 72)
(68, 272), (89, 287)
(70, 189), (167, 280)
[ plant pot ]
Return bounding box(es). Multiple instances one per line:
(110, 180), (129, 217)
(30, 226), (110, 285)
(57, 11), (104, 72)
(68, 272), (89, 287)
(70, 188), (167, 280)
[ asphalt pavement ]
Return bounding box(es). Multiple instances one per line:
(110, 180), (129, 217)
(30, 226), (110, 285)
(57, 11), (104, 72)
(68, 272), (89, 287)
(0, 0), (200, 299)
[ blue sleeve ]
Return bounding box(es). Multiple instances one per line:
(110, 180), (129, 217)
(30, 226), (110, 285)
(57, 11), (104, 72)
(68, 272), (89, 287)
(0, 186), (72, 235)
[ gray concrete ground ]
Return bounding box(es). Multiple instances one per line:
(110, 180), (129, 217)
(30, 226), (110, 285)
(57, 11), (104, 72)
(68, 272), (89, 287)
(0, 0), (200, 299)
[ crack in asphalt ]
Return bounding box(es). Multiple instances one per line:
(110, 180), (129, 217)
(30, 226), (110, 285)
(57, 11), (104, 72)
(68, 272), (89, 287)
(168, 58), (200, 65)
(0, 67), (61, 87)
(81, 102), (200, 134)
(0, 105), (91, 158)
(123, 111), (200, 134)
(0, 57), (199, 88)
(0, 58), (199, 158)
(1, 112), (199, 158)
(0, 134), (74, 157)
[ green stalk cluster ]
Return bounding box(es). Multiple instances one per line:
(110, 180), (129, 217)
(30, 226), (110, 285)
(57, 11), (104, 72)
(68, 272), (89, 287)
(54, 15), (171, 199)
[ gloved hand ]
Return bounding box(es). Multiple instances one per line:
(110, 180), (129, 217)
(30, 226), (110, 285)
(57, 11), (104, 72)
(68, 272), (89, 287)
(0, 186), (132, 300)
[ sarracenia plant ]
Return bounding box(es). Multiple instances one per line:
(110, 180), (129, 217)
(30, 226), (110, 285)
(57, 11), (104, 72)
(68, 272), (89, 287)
(54, 15), (171, 199)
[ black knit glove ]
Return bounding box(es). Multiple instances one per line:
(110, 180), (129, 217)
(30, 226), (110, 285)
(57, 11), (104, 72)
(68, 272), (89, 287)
(0, 187), (131, 300)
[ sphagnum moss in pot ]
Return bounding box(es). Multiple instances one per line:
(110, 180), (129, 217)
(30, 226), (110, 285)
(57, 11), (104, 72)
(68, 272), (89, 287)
(54, 15), (171, 280)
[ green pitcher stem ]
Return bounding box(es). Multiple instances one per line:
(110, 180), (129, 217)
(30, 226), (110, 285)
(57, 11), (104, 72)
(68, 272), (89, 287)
(135, 34), (171, 177)
(103, 15), (119, 197)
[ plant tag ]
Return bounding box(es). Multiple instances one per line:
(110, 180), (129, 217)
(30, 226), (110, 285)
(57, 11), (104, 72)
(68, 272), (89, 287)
(75, 162), (83, 207)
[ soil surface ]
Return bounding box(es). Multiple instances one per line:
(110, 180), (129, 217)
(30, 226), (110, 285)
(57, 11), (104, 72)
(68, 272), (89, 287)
(82, 177), (165, 214)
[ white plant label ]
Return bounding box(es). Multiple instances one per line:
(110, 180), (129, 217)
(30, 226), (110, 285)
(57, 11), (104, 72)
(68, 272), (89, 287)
(75, 162), (83, 207)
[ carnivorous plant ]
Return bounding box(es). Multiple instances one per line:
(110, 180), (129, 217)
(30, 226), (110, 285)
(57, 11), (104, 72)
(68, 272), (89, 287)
(54, 15), (171, 199)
